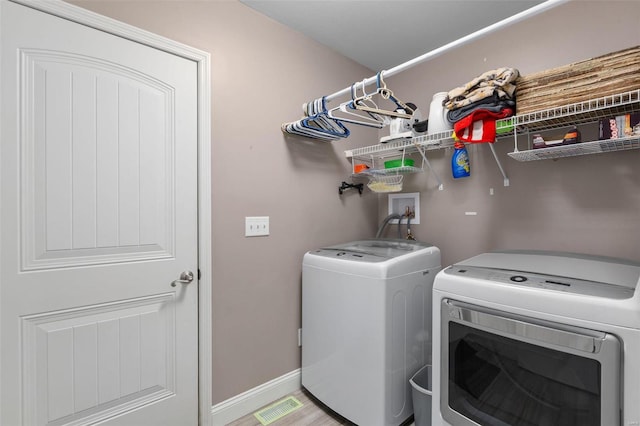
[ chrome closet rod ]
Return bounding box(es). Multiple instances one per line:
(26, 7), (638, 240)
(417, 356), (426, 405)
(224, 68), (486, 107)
(322, 0), (570, 104)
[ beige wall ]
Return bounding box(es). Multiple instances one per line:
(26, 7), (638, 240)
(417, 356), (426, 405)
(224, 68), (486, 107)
(70, 0), (640, 407)
(377, 0), (640, 268)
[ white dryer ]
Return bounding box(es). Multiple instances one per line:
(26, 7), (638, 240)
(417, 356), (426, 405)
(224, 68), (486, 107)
(302, 239), (441, 426)
(432, 250), (640, 426)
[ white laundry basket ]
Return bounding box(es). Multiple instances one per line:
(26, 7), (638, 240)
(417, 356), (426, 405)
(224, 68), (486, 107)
(410, 365), (432, 426)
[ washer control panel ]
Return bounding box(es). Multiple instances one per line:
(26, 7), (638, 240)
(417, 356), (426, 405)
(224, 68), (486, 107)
(444, 265), (634, 299)
(310, 248), (387, 263)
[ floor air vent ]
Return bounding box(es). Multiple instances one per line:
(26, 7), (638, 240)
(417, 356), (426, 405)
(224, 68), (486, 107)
(253, 396), (303, 425)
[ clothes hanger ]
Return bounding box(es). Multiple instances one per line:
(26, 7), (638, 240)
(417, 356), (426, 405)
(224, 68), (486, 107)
(311, 97), (350, 137)
(355, 78), (395, 125)
(352, 72), (414, 119)
(282, 72), (417, 140)
(377, 72), (415, 115)
(283, 100), (337, 140)
(326, 82), (386, 128)
(283, 97), (349, 141)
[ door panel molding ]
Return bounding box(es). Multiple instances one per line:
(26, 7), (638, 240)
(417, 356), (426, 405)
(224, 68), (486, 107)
(20, 48), (176, 271)
(21, 293), (176, 425)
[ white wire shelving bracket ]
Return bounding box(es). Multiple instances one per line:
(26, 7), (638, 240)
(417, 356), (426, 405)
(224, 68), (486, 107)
(414, 143), (444, 191)
(488, 143), (510, 187)
(499, 89), (640, 161)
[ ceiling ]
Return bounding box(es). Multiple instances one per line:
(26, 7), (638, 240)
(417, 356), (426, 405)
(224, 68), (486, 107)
(240, 0), (545, 72)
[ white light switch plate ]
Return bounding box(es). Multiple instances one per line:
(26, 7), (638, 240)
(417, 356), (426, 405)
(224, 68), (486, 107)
(245, 216), (269, 237)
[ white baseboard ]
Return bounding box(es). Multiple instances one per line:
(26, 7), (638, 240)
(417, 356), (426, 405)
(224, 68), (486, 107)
(210, 369), (301, 426)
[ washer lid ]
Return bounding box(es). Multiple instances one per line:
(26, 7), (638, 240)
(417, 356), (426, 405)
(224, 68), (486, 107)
(304, 238), (441, 277)
(326, 239), (434, 260)
(455, 250), (640, 291)
(306, 247), (388, 263)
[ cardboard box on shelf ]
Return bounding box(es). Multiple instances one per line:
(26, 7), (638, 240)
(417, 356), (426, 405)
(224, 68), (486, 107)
(516, 46), (640, 115)
(599, 113), (640, 139)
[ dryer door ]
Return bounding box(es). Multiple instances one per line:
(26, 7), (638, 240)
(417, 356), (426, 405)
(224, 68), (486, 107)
(440, 300), (621, 426)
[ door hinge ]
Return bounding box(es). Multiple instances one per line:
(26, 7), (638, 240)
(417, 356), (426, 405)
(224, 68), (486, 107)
(198, 269), (201, 280)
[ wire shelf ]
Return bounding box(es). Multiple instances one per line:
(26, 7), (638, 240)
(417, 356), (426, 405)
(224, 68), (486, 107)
(504, 89), (640, 161)
(412, 131), (456, 150)
(345, 128), (507, 188)
(497, 89), (640, 134)
(508, 136), (640, 161)
(346, 138), (414, 158)
(346, 91), (640, 179)
(345, 130), (455, 160)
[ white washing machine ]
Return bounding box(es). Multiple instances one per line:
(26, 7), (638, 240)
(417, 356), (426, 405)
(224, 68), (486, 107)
(432, 250), (640, 426)
(302, 239), (441, 426)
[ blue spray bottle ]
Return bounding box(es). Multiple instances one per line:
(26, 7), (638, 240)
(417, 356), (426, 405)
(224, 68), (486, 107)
(451, 141), (470, 178)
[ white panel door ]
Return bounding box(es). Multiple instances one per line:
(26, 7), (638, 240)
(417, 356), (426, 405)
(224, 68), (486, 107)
(0, 2), (199, 425)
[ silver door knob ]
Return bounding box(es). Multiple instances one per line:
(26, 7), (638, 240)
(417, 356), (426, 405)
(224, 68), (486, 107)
(171, 270), (195, 287)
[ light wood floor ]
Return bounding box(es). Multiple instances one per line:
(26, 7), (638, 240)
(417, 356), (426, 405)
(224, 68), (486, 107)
(226, 389), (353, 426)
(226, 389), (415, 426)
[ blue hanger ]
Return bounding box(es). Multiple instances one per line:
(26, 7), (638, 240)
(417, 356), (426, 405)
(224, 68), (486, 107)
(282, 97), (349, 141)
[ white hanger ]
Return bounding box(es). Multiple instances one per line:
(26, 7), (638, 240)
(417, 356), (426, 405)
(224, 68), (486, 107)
(326, 82), (386, 128)
(352, 72), (414, 119)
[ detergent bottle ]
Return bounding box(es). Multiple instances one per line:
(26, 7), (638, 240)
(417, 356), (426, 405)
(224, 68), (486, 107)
(451, 141), (470, 178)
